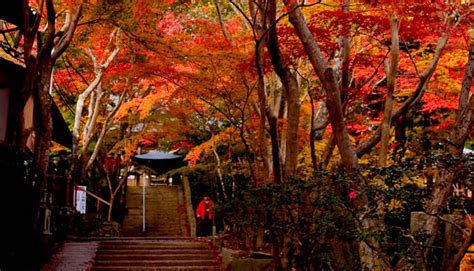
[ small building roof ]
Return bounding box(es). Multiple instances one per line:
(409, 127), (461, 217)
(131, 150), (185, 175)
(133, 150), (183, 160)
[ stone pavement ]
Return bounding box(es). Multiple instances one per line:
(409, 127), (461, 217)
(41, 241), (98, 271)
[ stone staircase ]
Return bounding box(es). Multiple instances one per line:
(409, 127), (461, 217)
(43, 185), (221, 270)
(122, 185), (185, 237)
(91, 238), (222, 270)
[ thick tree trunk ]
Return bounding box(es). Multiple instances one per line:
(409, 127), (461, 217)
(422, 35), (474, 263)
(32, 0), (57, 233)
(266, 0), (301, 178)
(33, 65), (54, 231)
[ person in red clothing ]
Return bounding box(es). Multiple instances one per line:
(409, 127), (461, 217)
(196, 195), (214, 236)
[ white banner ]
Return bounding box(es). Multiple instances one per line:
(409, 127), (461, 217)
(75, 185), (87, 214)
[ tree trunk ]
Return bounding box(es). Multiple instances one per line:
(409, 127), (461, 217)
(255, 44), (282, 183)
(213, 0), (232, 44)
(33, 64), (54, 229)
(422, 33), (474, 262)
(268, 115), (283, 183)
(72, 33), (120, 181)
(266, 0), (301, 178)
(284, 1), (359, 172)
(354, 29), (451, 158)
(321, 134), (336, 170)
(378, 14), (399, 167)
(32, 0), (57, 232)
(107, 194), (115, 221)
(309, 92), (318, 171)
(211, 134), (228, 200)
(85, 91), (126, 172)
(283, 2), (396, 268)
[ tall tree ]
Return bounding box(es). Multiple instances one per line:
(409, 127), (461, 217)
(19, 0), (83, 230)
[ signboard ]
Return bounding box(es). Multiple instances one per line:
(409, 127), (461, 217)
(75, 185), (87, 214)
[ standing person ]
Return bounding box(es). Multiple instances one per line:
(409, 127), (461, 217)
(196, 195), (214, 236)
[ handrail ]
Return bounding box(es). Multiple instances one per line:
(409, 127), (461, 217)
(75, 185), (110, 206)
(182, 176), (196, 237)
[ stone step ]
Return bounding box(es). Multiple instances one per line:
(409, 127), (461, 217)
(126, 200), (179, 202)
(92, 267), (221, 271)
(95, 254), (214, 261)
(140, 220), (181, 226)
(144, 206), (179, 209)
(98, 245), (208, 250)
(142, 221), (180, 224)
(145, 224), (181, 227)
(143, 200), (178, 202)
(144, 222), (180, 226)
(143, 224), (181, 227)
(122, 222), (180, 225)
(96, 249), (212, 255)
(98, 240), (205, 245)
(144, 229), (182, 232)
(144, 215), (180, 218)
(122, 231), (181, 237)
(145, 197), (178, 199)
(144, 198), (179, 200)
(91, 266), (222, 270)
(100, 245), (208, 251)
(144, 228), (181, 232)
(144, 205), (178, 207)
(90, 237), (221, 270)
(98, 240), (205, 243)
(141, 222), (180, 225)
(144, 233), (182, 236)
(144, 224), (181, 227)
(143, 230), (182, 234)
(144, 220), (180, 223)
(145, 219), (180, 222)
(93, 260), (220, 267)
(143, 229), (182, 233)
(145, 211), (180, 214)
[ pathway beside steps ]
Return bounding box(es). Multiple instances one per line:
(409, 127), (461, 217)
(42, 237), (223, 271)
